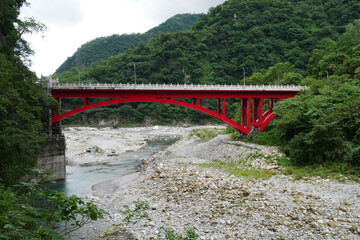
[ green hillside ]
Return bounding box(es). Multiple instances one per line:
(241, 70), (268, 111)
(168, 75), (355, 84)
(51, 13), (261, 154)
(55, 13), (199, 73)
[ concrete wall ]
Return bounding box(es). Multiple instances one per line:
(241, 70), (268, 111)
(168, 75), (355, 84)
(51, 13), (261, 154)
(37, 137), (66, 181)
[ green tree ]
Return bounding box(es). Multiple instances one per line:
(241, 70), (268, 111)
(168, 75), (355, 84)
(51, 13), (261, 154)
(0, 0), (54, 186)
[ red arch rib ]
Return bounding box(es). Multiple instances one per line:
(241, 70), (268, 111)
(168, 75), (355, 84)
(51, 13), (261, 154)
(52, 97), (250, 134)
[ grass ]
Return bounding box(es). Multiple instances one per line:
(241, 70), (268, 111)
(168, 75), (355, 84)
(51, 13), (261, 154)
(277, 157), (360, 182)
(241, 130), (281, 146)
(199, 159), (276, 180)
(198, 152), (360, 182)
(188, 128), (225, 142)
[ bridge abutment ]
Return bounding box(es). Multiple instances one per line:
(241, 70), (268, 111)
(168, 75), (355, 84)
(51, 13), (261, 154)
(37, 136), (66, 181)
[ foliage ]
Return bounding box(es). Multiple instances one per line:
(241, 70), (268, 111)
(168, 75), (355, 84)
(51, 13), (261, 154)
(157, 227), (198, 240)
(241, 18), (360, 175)
(274, 81), (360, 166)
(245, 62), (300, 85)
(119, 199), (150, 223)
(188, 128), (225, 142)
(55, 14), (199, 73)
(308, 19), (360, 79)
(0, 170), (107, 239)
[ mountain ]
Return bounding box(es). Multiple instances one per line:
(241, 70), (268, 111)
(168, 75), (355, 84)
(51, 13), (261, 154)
(54, 0), (360, 85)
(55, 13), (199, 73)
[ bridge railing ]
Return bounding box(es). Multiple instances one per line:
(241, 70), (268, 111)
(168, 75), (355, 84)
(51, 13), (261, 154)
(51, 83), (307, 91)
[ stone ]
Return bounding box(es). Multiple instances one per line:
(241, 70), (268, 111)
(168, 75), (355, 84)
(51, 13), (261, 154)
(243, 190), (251, 197)
(339, 207), (347, 212)
(266, 165), (279, 170)
(327, 221), (339, 228)
(159, 172), (167, 178)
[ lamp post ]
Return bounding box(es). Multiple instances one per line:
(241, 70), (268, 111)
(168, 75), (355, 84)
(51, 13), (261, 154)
(242, 67), (246, 85)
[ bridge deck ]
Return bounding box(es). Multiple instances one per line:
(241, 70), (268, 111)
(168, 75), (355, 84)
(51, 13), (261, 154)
(51, 83), (306, 92)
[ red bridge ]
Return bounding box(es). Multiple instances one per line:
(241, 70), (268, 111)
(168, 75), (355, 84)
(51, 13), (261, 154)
(51, 83), (306, 134)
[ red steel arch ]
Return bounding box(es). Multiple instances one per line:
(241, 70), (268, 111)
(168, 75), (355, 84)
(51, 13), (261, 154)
(51, 84), (305, 134)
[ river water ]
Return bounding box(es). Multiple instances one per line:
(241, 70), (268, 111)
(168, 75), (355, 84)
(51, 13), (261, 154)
(50, 136), (178, 197)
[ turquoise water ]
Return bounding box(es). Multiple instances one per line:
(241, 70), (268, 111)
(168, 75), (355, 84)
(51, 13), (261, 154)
(49, 137), (178, 196)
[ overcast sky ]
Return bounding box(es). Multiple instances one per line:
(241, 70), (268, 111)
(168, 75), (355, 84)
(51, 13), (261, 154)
(20, 0), (227, 76)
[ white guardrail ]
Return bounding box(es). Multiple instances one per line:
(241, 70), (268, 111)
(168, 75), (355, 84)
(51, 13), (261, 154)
(51, 83), (307, 91)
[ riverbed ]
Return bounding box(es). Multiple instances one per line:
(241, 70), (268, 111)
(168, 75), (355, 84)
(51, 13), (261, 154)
(54, 127), (179, 196)
(63, 126), (360, 240)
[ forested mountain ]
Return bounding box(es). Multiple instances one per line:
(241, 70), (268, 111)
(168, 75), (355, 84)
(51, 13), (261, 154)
(55, 13), (199, 73)
(54, 0), (360, 84)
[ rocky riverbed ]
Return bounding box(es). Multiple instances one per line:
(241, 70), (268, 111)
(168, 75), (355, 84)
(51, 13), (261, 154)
(65, 126), (360, 240)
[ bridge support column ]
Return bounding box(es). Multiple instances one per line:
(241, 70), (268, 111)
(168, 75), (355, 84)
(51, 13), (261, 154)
(260, 98), (263, 124)
(247, 98), (251, 129)
(241, 98), (247, 126)
(222, 98), (226, 116)
(217, 98), (221, 114)
(252, 98), (263, 124)
(84, 97), (89, 106)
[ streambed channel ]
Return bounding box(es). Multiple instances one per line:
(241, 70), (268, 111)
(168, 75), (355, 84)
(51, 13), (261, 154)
(50, 127), (179, 197)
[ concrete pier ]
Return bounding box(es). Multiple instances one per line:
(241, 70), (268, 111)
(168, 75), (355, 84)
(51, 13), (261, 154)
(37, 137), (66, 181)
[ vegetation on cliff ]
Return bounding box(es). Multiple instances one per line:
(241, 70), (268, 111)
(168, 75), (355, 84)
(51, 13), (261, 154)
(0, 0), (53, 186)
(0, 1), (106, 239)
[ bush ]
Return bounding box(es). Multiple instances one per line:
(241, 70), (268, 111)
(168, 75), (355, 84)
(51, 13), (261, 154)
(0, 170), (107, 239)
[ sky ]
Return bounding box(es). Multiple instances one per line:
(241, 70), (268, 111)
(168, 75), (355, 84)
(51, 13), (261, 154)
(20, 0), (227, 77)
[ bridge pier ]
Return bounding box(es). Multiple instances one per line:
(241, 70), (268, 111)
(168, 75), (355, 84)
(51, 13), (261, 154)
(37, 100), (65, 181)
(37, 136), (66, 181)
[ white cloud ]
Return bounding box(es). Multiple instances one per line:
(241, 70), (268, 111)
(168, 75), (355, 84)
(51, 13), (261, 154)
(22, 0), (83, 28)
(20, 0), (227, 76)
